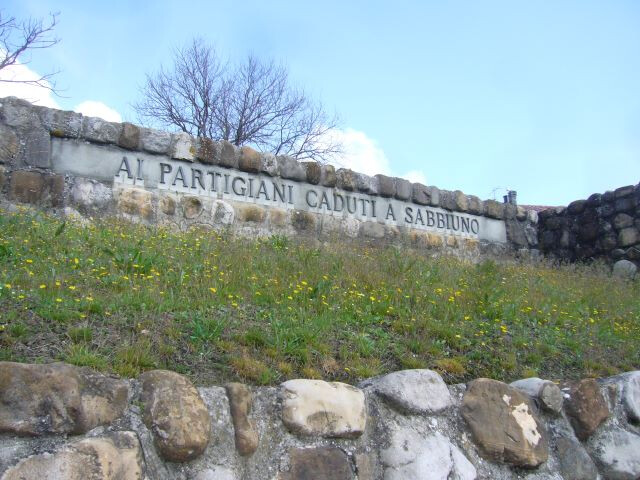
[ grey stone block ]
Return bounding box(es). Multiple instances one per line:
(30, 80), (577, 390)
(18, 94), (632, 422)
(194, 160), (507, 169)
(374, 174), (395, 197)
(260, 153), (278, 177)
(484, 200), (505, 219)
(453, 190), (468, 212)
(439, 190), (456, 211)
(0, 124), (19, 163)
(118, 123), (140, 151)
(278, 156), (305, 181)
(411, 183), (430, 205)
(38, 108), (83, 138)
(219, 141), (239, 169)
(0, 97), (39, 128)
(394, 178), (411, 201)
(467, 195), (483, 215)
(302, 161), (321, 185)
(320, 164), (336, 187)
(170, 132), (195, 161)
(238, 146), (262, 173)
(140, 127), (171, 154)
(336, 169), (356, 191)
(82, 116), (122, 144)
(356, 172), (376, 194)
(427, 186), (440, 207)
(22, 128), (51, 168)
(196, 138), (219, 165)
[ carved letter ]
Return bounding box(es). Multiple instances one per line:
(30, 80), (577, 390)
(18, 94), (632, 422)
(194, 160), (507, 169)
(346, 196), (357, 214)
(451, 215), (460, 231)
(426, 210), (435, 227)
(135, 158), (144, 180)
(359, 198), (370, 216)
(306, 189), (318, 208)
(461, 217), (470, 233)
(172, 166), (187, 188)
(273, 182), (286, 202)
(159, 162), (172, 184)
(319, 191), (331, 209)
(256, 180), (270, 200)
(386, 204), (396, 221)
(191, 168), (204, 190)
(404, 207), (413, 224)
(118, 156), (133, 179)
(232, 177), (247, 196)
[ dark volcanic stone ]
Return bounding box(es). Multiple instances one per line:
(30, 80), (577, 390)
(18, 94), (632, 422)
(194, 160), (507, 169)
(567, 200), (587, 215)
(578, 222), (599, 242)
(586, 193), (602, 207)
(615, 196), (637, 213)
(614, 185), (635, 198)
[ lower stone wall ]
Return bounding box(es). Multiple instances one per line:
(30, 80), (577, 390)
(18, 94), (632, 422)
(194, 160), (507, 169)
(1, 362), (639, 479)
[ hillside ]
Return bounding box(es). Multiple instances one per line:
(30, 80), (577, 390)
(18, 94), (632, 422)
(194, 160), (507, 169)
(0, 206), (638, 385)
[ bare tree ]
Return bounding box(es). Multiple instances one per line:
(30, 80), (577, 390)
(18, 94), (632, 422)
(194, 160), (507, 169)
(0, 11), (60, 92)
(134, 39), (342, 163)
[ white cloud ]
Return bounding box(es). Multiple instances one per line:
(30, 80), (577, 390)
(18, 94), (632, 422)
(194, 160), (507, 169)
(328, 127), (392, 176)
(0, 60), (122, 123)
(0, 61), (60, 108)
(329, 127), (428, 184)
(74, 101), (122, 123)
(400, 170), (427, 185)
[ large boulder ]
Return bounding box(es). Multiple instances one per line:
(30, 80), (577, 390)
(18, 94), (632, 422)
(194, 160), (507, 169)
(360, 369), (452, 414)
(564, 378), (610, 440)
(1, 431), (144, 480)
(621, 371), (640, 422)
(590, 428), (640, 480)
(140, 369), (211, 462)
(380, 429), (476, 480)
(281, 379), (366, 438)
(0, 362), (128, 436)
(555, 435), (598, 480)
(613, 260), (637, 280)
(461, 378), (548, 467)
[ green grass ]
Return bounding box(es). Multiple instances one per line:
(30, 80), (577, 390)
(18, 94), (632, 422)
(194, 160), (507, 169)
(0, 206), (638, 385)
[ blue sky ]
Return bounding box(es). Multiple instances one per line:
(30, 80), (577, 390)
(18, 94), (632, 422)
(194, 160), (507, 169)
(1, 0), (639, 206)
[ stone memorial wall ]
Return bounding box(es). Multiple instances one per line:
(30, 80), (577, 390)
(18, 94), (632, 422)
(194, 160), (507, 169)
(1, 361), (639, 479)
(0, 97), (539, 257)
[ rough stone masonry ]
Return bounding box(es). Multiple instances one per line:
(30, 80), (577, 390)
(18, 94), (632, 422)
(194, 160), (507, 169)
(0, 96), (542, 259)
(1, 362), (639, 479)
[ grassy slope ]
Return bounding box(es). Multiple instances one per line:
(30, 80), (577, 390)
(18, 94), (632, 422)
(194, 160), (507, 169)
(0, 207), (638, 386)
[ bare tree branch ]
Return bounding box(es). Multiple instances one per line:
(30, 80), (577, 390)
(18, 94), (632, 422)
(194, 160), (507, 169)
(0, 11), (60, 93)
(134, 39), (343, 163)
